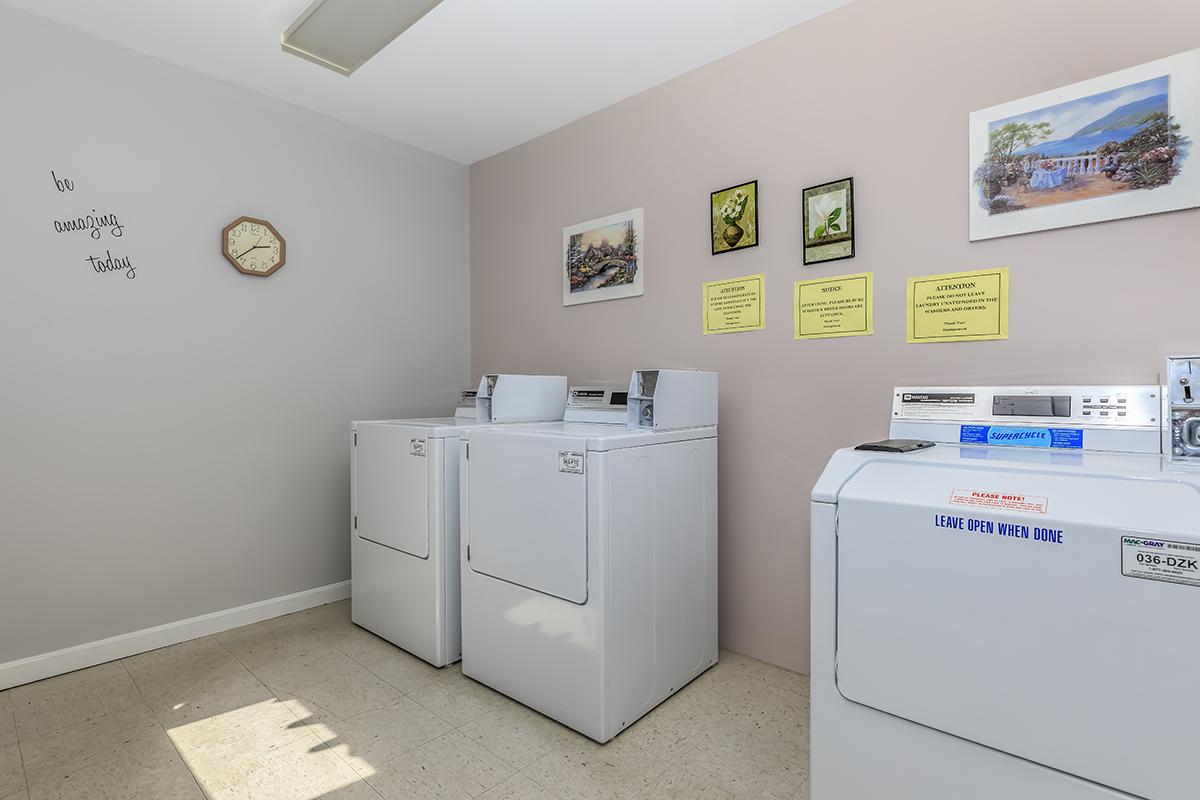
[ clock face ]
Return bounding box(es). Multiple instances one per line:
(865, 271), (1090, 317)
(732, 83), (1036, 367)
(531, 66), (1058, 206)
(222, 217), (285, 276)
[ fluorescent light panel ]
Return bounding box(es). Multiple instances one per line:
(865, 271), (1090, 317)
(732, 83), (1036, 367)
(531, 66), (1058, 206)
(281, 0), (445, 76)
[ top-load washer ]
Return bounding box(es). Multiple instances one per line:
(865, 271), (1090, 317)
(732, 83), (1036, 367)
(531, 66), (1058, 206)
(459, 370), (719, 742)
(351, 374), (567, 667)
(811, 384), (1200, 800)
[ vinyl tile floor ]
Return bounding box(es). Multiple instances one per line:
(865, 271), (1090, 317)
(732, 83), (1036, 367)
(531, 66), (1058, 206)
(0, 601), (810, 800)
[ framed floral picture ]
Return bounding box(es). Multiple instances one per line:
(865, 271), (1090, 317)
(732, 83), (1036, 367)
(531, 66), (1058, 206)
(803, 178), (854, 265)
(563, 208), (644, 306)
(711, 180), (759, 255)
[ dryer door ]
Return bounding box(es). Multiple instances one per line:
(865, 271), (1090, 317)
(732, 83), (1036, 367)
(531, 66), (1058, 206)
(466, 429), (588, 604)
(835, 459), (1200, 800)
(352, 423), (430, 558)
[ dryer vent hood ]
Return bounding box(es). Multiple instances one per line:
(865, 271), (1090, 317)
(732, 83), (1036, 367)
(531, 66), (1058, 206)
(281, 0), (445, 76)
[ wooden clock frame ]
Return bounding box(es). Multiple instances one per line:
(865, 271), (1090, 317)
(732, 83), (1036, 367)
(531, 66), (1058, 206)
(222, 216), (287, 277)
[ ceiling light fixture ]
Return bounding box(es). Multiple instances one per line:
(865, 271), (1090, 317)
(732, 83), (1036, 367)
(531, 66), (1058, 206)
(281, 0), (445, 76)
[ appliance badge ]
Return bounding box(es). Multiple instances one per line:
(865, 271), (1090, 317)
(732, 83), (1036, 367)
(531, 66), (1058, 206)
(558, 451), (584, 474)
(410, 438), (427, 457)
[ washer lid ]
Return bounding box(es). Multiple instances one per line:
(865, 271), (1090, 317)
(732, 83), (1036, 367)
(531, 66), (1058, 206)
(834, 457), (1200, 800)
(462, 421), (717, 451)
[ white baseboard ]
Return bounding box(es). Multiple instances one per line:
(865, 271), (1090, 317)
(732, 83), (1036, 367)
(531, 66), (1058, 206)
(0, 581), (351, 691)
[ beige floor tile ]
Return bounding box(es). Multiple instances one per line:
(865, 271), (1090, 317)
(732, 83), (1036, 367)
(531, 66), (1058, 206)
(215, 614), (321, 664)
(522, 738), (670, 800)
(166, 696), (313, 777)
(359, 650), (444, 694)
(408, 670), (509, 728)
(614, 693), (721, 765)
(12, 669), (147, 741)
(123, 637), (229, 681)
(460, 702), (579, 770)
(326, 625), (413, 667)
(298, 600), (352, 630)
(707, 652), (809, 700)
(18, 704), (159, 786)
(673, 735), (808, 800)
(0, 743), (24, 798)
(125, 640), (250, 707)
(148, 663), (276, 731)
(310, 696), (452, 777)
(0, 704), (16, 749)
(1, 790), (29, 800)
(366, 732), (514, 800)
(194, 733), (361, 800)
(276, 662), (404, 725)
(635, 766), (733, 800)
(243, 646), (360, 693)
(9, 663), (128, 707)
(25, 725), (203, 800)
(477, 773), (560, 800)
(794, 779), (810, 800)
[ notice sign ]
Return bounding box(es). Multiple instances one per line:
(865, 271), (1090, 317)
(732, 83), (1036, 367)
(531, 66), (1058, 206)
(794, 272), (873, 340)
(950, 489), (1048, 514)
(907, 267), (1009, 343)
(703, 274), (765, 335)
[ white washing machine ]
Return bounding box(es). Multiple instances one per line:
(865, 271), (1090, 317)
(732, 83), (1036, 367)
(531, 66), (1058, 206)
(351, 374), (567, 667)
(811, 385), (1200, 800)
(459, 369), (719, 742)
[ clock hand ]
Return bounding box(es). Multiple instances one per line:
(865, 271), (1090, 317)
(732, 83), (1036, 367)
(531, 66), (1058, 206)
(234, 244), (269, 259)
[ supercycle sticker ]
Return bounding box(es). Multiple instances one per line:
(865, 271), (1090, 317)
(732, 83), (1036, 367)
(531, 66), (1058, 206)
(960, 425), (1083, 449)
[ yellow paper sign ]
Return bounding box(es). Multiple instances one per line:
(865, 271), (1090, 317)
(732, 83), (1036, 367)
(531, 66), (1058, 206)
(703, 274), (765, 334)
(907, 268), (1009, 343)
(794, 272), (874, 340)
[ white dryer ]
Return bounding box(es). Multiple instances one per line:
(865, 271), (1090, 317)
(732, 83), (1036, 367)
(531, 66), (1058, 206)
(811, 385), (1200, 800)
(351, 375), (567, 667)
(459, 370), (719, 742)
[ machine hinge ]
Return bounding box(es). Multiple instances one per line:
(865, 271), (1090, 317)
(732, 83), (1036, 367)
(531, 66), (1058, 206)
(465, 443), (470, 459)
(353, 516), (357, 530)
(467, 544), (471, 561)
(353, 432), (357, 446)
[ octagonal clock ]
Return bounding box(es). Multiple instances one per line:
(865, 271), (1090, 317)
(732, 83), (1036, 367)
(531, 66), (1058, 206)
(222, 216), (286, 277)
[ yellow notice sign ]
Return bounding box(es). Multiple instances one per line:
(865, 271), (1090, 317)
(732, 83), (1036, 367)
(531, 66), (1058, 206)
(907, 268), (1009, 343)
(703, 274), (765, 334)
(794, 272), (873, 340)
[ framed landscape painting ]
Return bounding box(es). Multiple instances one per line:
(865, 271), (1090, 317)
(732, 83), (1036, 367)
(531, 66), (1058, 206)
(563, 208), (644, 306)
(711, 180), (759, 255)
(969, 48), (1200, 241)
(803, 178), (855, 265)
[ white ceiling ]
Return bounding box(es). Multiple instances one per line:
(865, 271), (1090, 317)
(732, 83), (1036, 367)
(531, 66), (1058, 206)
(3, 0), (850, 164)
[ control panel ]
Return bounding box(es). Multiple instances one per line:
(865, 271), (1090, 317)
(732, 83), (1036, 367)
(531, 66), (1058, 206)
(564, 386), (629, 423)
(1166, 355), (1200, 461)
(891, 386), (1161, 454)
(894, 386), (1159, 427)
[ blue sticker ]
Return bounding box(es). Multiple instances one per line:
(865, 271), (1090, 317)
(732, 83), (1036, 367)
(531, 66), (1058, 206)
(959, 425), (1083, 449)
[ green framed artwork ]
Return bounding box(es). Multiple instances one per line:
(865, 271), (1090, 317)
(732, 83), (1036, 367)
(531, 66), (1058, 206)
(711, 180), (759, 255)
(803, 177), (855, 265)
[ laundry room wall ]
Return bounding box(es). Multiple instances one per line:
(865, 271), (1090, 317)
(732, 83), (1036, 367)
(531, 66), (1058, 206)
(0, 6), (469, 669)
(469, 0), (1200, 673)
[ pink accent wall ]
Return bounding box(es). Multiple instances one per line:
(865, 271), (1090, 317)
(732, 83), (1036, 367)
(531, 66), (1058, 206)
(469, 0), (1200, 673)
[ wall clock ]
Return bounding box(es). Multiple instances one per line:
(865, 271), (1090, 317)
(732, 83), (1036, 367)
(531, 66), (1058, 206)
(222, 216), (286, 277)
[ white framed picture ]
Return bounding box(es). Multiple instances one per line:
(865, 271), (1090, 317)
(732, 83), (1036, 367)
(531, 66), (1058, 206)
(563, 207), (644, 306)
(969, 48), (1200, 241)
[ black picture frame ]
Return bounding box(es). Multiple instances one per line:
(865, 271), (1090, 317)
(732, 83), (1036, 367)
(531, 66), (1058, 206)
(711, 179), (760, 256)
(802, 177), (855, 266)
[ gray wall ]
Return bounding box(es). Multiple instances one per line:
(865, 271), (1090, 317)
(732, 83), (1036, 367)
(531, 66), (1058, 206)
(0, 6), (470, 663)
(469, 0), (1200, 673)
